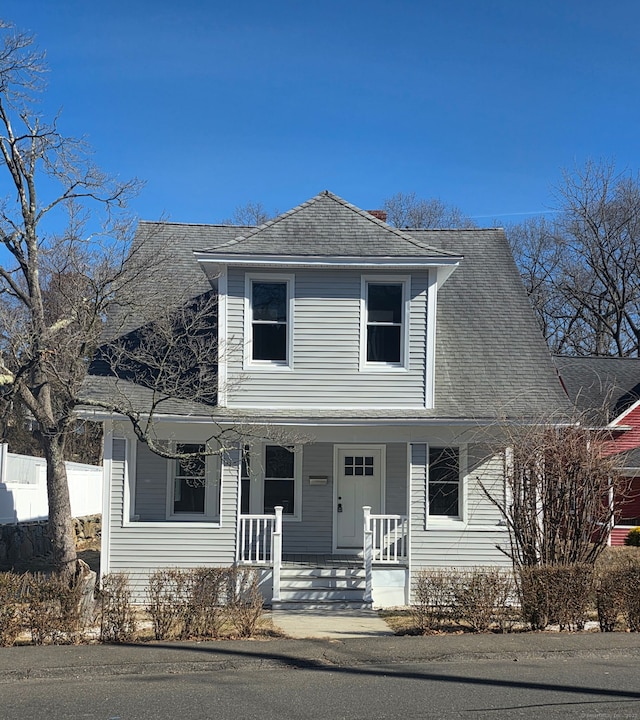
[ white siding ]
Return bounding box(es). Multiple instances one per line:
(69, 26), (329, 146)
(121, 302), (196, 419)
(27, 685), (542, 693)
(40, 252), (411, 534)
(225, 268), (429, 407)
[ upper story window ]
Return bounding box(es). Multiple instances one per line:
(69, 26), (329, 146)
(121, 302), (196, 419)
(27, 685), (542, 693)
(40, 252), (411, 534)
(246, 275), (293, 368)
(361, 276), (409, 370)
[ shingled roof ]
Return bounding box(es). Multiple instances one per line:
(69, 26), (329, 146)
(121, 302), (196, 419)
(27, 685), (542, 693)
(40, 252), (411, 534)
(200, 191), (459, 259)
(554, 356), (640, 424)
(82, 192), (570, 423)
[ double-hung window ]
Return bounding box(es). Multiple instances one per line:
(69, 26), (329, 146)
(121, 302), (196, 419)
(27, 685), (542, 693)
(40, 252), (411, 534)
(428, 446), (460, 518)
(248, 276), (293, 366)
(362, 277), (408, 369)
(168, 443), (218, 521)
(239, 444), (301, 520)
(263, 445), (295, 515)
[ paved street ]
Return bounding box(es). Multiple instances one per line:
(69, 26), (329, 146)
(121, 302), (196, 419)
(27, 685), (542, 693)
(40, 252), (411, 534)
(1, 634), (639, 719)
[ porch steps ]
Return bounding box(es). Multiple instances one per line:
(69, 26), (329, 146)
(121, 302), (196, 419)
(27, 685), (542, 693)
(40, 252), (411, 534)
(271, 565), (370, 610)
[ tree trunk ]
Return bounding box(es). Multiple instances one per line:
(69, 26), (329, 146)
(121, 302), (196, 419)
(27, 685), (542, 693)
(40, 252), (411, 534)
(43, 434), (77, 577)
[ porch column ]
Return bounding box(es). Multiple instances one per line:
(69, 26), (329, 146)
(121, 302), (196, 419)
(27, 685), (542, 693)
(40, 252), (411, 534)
(363, 506), (373, 604)
(272, 506), (283, 602)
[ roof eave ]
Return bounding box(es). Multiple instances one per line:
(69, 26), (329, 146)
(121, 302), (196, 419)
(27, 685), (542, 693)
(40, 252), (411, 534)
(194, 252), (463, 272)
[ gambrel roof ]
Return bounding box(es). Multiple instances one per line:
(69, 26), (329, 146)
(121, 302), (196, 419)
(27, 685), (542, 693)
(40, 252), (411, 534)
(82, 191), (569, 423)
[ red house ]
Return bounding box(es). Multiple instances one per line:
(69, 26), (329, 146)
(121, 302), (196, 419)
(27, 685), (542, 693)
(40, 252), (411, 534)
(555, 357), (640, 546)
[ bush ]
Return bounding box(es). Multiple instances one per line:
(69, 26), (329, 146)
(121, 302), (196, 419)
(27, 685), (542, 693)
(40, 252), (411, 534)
(0, 573), (26, 647)
(518, 564), (594, 631)
(453, 569), (515, 633)
(412, 570), (456, 634)
(146, 569), (188, 640)
(228, 567), (263, 638)
(412, 568), (514, 634)
(145, 567), (264, 640)
(624, 527), (640, 547)
(23, 572), (87, 644)
(99, 573), (137, 643)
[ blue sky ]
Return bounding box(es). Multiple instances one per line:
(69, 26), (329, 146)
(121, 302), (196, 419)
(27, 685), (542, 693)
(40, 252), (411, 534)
(6, 0), (640, 226)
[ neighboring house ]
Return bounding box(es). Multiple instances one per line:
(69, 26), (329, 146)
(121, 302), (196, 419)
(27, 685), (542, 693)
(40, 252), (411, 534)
(554, 356), (640, 546)
(82, 191), (568, 607)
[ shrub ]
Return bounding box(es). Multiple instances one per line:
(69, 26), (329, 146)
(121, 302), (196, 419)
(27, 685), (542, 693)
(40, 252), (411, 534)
(146, 569), (188, 641)
(596, 549), (640, 632)
(453, 569), (515, 633)
(228, 567), (263, 638)
(0, 573), (25, 647)
(411, 570), (456, 634)
(99, 573), (137, 643)
(23, 572), (86, 644)
(145, 567), (264, 640)
(182, 567), (229, 639)
(518, 564), (593, 631)
(624, 527), (640, 547)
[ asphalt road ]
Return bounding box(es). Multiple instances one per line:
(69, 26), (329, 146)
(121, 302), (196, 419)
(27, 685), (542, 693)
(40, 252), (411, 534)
(2, 651), (640, 719)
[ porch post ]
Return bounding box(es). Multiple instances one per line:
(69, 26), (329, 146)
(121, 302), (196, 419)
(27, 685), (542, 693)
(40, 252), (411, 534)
(363, 506), (373, 604)
(272, 506), (283, 602)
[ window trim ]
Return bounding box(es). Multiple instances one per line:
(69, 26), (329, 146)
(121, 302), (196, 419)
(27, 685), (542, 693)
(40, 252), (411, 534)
(360, 275), (410, 371)
(165, 442), (220, 522)
(240, 442), (303, 522)
(426, 444), (466, 524)
(244, 273), (294, 370)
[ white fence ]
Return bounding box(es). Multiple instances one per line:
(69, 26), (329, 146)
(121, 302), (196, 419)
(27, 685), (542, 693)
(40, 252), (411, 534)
(0, 444), (102, 524)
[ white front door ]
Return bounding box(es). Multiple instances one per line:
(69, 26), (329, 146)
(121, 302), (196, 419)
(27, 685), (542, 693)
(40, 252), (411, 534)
(335, 447), (383, 550)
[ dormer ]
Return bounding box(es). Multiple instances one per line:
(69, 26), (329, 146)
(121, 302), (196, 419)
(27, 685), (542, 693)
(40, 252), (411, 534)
(195, 191), (462, 410)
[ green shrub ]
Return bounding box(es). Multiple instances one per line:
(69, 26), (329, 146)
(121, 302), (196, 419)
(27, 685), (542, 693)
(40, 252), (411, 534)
(624, 527), (640, 547)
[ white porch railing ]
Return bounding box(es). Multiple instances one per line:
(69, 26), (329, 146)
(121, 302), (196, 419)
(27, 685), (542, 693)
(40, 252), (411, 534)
(363, 507), (408, 604)
(364, 508), (409, 563)
(237, 507), (283, 601)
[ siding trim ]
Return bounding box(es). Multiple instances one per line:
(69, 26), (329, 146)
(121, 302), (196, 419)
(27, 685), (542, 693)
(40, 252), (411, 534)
(217, 266), (228, 407)
(101, 421), (113, 576)
(425, 270), (438, 409)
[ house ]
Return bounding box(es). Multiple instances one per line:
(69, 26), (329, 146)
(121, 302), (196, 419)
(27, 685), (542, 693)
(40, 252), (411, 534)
(82, 191), (568, 607)
(554, 356), (640, 546)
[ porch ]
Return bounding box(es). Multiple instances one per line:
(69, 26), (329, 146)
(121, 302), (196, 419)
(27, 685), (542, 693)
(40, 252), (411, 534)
(237, 507), (409, 608)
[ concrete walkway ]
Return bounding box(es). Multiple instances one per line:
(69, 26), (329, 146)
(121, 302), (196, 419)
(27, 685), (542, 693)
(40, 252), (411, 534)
(270, 608), (394, 639)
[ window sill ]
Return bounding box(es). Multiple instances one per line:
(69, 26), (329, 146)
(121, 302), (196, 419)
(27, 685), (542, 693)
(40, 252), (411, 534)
(360, 363), (408, 373)
(245, 361), (293, 372)
(124, 519), (221, 528)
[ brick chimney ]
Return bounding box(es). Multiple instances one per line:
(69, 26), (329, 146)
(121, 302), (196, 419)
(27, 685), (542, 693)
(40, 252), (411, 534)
(367, 210), (387, 223)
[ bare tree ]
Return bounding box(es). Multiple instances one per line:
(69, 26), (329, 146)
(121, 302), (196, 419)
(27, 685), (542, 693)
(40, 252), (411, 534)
(482, 424), (627, 568)
(382, 191), (475, 229)
(0, 22), (142, 575)
(508, 160), (640, 356)
(225, 201), (274, 226)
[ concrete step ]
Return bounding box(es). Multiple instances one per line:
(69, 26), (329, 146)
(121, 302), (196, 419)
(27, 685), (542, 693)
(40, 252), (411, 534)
(278, 588), (366, 602)
(271, 599), (372, 611)
(280, 567), (365, 579)
(279, 577), (366, 590)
